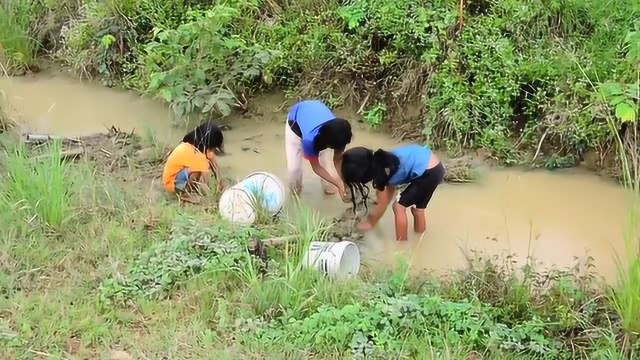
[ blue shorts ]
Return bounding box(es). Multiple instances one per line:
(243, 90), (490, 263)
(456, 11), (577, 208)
(174, 168), (190, 192)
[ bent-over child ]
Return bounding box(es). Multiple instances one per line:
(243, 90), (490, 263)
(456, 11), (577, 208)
(340, 144), (445, 241)
(285, 100), (352, 202)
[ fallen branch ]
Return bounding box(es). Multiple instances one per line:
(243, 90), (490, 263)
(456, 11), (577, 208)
(260, 235), (298, 247)
(33, 148), (85, 161)
(531, 128), (550, 165)
(24, 133), (82, 144)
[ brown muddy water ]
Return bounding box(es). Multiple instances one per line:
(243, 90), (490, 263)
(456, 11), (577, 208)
(1, 73), (636, 281)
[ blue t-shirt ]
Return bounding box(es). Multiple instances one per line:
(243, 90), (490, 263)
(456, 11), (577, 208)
(287, 100), (336, 159)
(387, 144), (432, 186)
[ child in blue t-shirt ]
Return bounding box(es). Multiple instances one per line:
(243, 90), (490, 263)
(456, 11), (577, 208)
(340, 144), (445, 241)
(285, 100), (353, 201)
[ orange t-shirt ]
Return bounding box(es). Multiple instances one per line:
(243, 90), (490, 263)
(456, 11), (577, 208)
(162, 143), (214, 193)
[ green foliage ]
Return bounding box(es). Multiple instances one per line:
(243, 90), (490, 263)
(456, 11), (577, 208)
(143, 6), (277, 119)
(231, 254), (624, 359)
(362, 103), (387, 128)
(90, 205), (632, 358)
(0, 0), (39, 72)
(599, 82), (639, 123)
(99, 216), (263, 302)
(7, 0), (637, 166)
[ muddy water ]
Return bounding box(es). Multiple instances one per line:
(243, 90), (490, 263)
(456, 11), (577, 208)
(1, 74), (635, 281)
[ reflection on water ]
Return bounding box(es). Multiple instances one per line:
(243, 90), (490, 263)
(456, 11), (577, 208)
(1, 73), (634, 281)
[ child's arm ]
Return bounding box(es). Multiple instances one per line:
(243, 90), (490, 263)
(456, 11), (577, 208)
(366, 186), (395, 226)
(333, 149), (344, 178)
(309, 158), (348, 200)
(207, 156), (225, 192)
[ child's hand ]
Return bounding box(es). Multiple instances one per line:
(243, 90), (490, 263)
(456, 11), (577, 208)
(356, 221), (373, 232)
(337, 184), (350, 203)
(339, 190), (350, 203)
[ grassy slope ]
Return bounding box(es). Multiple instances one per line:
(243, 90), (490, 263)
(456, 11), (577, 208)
(0, 131), (635, 359)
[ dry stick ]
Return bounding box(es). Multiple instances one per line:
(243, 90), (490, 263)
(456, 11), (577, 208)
(457, 0), (465, 34)
(531, 128), (550, 165)
(259, 224), (335, 247)
(260, 235), (298, 247)
(243, 134), (264, 141)
(33, 148), (85, 161)
(24, 134), (83, 144)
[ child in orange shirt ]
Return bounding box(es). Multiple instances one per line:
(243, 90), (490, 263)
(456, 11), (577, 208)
(162, 122), (225, 204)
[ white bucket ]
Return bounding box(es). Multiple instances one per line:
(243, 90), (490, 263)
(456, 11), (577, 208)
(218, 187), (257, 225)
(302, 241), (361, 280)
(219, 171), (286, 225)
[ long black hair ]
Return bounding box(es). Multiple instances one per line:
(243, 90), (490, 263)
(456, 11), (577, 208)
(340, 147), (399, 213)
(182, 121), (224, 154)
(314, 118), (352, 154)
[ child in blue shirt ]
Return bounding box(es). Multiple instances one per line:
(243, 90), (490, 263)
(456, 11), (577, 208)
(285, 100), (353, 201)
(340, 144), (445, 241)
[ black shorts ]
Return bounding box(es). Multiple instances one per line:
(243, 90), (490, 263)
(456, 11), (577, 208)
(397, 163), (445, 209)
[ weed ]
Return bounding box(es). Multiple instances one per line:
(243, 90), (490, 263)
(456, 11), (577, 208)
(0, 0), (38, 73)
(99, 216), (265, 303)
(0, 140), (79, 229)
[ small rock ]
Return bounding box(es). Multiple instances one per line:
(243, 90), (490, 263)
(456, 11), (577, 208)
(135, 148), (156, 160)
(110, 350), (133, 360)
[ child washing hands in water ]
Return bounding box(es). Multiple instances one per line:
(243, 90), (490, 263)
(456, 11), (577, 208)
(162, 121), (225, 204)
(285, 100), (353, 202)
(340, 144), (444, 241)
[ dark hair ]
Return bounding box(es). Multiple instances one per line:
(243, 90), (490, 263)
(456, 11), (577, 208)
(182, 121), (224, 154)
(341, 147), (399, 214)
(314, 118), (352, 154)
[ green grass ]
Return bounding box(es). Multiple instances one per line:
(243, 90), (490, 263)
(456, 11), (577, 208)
(0, 140), (78, 229)
(0, 0), (40, 72)
(571, 54), (640, 336)
(0, 91), (11, 133)
(0, 134), (636, 359)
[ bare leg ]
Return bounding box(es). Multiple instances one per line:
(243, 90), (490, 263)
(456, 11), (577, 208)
(284, 121), (304, 196)
(392, 202), (409, 241)
(411, 207), (426, 234)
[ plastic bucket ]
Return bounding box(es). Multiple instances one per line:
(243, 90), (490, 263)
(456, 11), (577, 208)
(219, 171), (286, 224)
(218, 187), (257, 225)
(302, 241), (361, 280)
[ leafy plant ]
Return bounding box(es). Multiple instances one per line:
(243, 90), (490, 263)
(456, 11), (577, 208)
(598, 82), (639, 123)
(99, 216), (264, 303)
(143, 6), (277, 120)
(362, 103), (386, 128)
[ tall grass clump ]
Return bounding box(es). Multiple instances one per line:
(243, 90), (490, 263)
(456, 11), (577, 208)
(0, 0), (40, 72)
(609, 133), (640, 334)
(588, 67), (640, 333)
(0, 90), (11, 133)
(0, 140), (77, 229)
